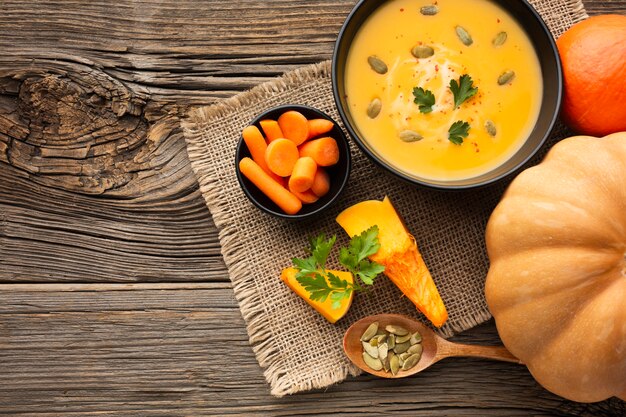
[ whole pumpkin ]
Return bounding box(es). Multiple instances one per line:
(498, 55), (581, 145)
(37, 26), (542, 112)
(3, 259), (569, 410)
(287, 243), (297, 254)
(557, 15), (626, 136)
(485, 132), (626, 403)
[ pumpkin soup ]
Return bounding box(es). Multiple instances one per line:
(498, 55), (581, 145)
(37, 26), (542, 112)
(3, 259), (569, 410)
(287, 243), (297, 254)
(345, 0), (543, 181)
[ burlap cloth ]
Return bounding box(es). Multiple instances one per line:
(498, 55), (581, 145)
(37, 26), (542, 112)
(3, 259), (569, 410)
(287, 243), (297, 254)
(182, 0), (587, 397)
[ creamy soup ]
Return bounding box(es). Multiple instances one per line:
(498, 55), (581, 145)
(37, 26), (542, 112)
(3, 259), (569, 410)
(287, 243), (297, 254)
(345, 0), (543, 181)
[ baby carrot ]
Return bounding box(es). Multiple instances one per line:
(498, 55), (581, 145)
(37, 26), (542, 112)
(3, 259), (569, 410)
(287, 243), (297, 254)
(289, 184), (320, 204)
(239, 157), (302, 215)
(265, 138), (300, 177)
(307, 119), (334, 139)
(310, 168), (331, 197)
(278, 110), (309, 146)
(288, 157), (317, 193)
(260, 119), (284, 143)
(242, 125), (283, 183)
(298, 137), (340, 167)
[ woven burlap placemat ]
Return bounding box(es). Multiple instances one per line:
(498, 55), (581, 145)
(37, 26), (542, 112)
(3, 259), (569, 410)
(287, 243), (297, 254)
(182, 0), (587, 397)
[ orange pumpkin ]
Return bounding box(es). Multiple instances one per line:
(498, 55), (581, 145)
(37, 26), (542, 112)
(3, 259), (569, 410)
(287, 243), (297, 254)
(557, 15), (626, 136)
(486, 133), (626, 403)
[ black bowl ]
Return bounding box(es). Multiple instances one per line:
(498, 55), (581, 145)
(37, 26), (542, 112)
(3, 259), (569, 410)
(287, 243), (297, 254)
(332, 0), (562, 190)
(235, 104), (351, 220)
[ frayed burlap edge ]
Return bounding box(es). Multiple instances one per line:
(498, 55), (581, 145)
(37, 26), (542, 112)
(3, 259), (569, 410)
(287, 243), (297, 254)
(181, 0), (588, 396)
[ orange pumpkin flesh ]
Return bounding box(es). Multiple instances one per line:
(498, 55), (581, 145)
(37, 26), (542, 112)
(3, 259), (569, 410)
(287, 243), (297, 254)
(557, 15), (626, 136)
(337, 197), (448, 328)
(485, 133), (626, 403)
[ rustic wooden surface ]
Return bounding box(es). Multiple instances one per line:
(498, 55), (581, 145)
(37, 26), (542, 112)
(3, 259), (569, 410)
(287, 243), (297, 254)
(0, 1), (624, 415)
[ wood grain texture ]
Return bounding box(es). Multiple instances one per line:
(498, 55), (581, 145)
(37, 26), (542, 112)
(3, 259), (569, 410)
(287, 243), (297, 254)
(0, 0), (625, 415)
(1, 285), (625, 417)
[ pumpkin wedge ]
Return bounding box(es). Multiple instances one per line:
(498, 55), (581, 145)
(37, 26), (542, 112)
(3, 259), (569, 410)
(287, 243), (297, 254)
(280, 268), (354, 324)
(336, 197), (448, 327)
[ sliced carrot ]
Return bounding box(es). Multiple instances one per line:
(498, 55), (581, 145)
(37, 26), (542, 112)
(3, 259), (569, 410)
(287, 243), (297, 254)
(265, 138), (300, 177)
(307, 119), (334, 139)
(298, 137), (339, 167)
(239, 157), (302, 215)
(288, 157), (317, 193)
(278, 110), (309, 146)
(242, 125), (283, 183)
(310, 168), (331, 197)
(259, 119), (284, 143)
(289, 186), (320, 204)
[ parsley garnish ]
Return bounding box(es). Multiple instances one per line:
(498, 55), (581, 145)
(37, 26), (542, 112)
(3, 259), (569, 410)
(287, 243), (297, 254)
(293, 227), (385, 309)
(449, 74), (478, 109)
(448, 121), (470, 145)
(412, 87), (436, 114)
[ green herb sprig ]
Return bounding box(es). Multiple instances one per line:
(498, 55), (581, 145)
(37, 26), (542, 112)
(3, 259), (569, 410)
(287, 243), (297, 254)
(449, 74), (478, 109)
(293, 227), (385, 309)
(448, 120), (471, 145)
(412, 87), (436, 114)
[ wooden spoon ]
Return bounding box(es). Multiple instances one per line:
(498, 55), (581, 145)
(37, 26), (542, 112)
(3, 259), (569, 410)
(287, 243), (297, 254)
(344, 314), (522, 378)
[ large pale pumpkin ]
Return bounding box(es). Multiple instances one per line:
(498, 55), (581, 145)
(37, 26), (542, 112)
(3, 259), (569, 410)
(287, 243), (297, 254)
(485, 132), (626, 403)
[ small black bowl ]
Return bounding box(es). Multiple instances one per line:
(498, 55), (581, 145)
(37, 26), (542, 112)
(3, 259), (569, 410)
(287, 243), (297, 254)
(332, 0), (563, 190)
(235, 104), (351, 220)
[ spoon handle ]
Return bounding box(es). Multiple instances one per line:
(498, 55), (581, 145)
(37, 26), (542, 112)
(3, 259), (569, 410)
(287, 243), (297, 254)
(436, 339), (522, 364)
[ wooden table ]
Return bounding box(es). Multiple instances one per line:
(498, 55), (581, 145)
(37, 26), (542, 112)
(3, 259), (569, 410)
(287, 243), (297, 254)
(1, 1), (624, 415)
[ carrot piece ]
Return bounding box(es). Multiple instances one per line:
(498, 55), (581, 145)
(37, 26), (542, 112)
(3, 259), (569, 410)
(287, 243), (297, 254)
(289, 185), (320, 204)
(310, 168), (331, 197)
(307, 119), (334, 139)
(260, 120), (284, 143)
(288, 157), (318, 193)
(278, 110), (310, 146)
(298, 137), (340, 167)
(265, 138), (300, 177)
(242, 125), (283, 183)
(239, 157), (302, 215)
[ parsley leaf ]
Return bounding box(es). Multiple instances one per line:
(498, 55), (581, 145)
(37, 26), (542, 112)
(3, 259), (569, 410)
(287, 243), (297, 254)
(355, 259), (386, 285)
(309, 234), (335, 270)
(292, 227), (386, 310)
(448, 121), (471, 145)
(296, 272), (333, 303)
(449, 74), (478, 109)
(412, 87), (436, 113)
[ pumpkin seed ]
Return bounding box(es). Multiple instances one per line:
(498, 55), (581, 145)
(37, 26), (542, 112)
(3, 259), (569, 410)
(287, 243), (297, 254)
(498, 70), (516, 85)
(385, 325), (409, 336)
(402, 353), (421, 370)
(455, 26), (473, 46)
(485, 120), (497, 137)
(369, 338), (379, 347)
(395, 333), (411, 344)
(368, 55), (388, 74)
(493, 31), (508, 47)
(361, 322), (379, 342)
(394, 340), (411, 354)
(390, 354), (400, 375)
(411, 45), (435, 59)
(363, 341), (379, 358)
(399, 352), (412, 362)
(407, 343), (423, 356)
(378, 343), (389, 361)
(397, 355), (405, 367)
(383, 354), (391, 372)
(420, 5), (439, 15)
(410, 331), (422, 345)
(363, 352), (384, 371)
(399, 130), (423, 143)
(387, 334), (395, 350)
(377, 334), (388, 345)
(367, 98), (382, 119)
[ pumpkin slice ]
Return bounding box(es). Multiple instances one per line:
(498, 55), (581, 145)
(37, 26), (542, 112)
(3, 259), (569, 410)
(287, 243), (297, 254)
(280, 268), (354, 324)
(336, 197), (448, 327)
